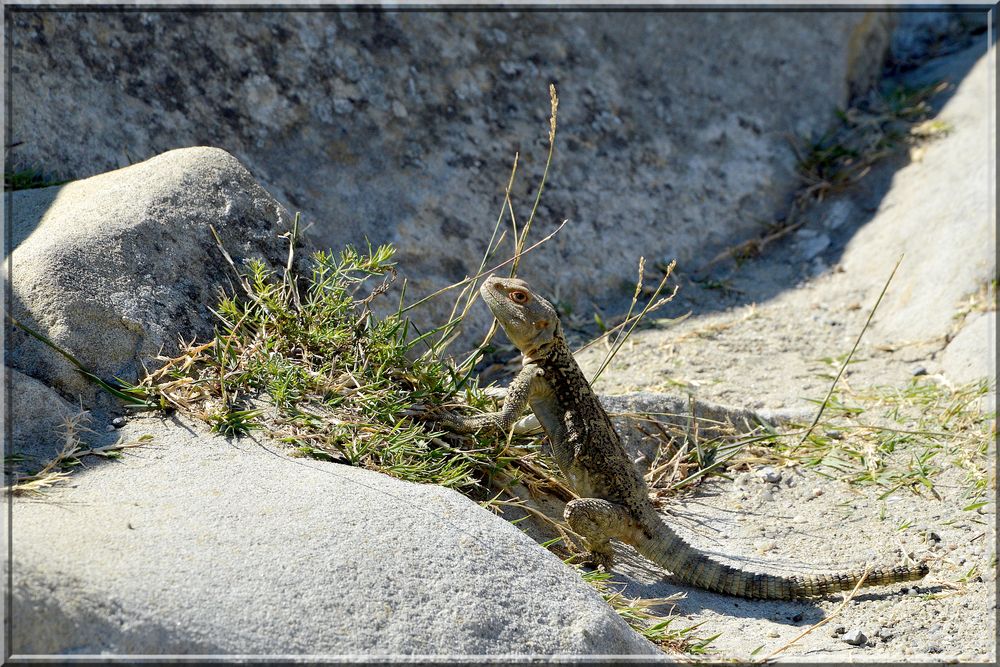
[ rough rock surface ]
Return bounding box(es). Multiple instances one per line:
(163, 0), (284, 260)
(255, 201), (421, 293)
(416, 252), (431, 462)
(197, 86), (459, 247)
(579, 41), (995, 412)
(6, 147), (291, 408)
(3, 367), (80, 473)
(839, 38), (994, 346)
(940, 310), (995, 386)
(10, 414), (659, 657)
(8, 9), (894, 333)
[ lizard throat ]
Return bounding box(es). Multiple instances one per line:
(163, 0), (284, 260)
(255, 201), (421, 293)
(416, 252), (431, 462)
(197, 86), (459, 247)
(520, 337), (558, 365)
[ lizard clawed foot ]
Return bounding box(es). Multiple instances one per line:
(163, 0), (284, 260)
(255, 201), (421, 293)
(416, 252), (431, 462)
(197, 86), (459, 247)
(581, 548), (616, 572)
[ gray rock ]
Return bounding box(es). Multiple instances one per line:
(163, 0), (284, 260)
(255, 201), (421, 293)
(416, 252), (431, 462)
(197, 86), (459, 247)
(11, 415), (658, 656)
(890, 11), (983, 66)
(6, 147), (291, 409)
(809, 257), (829, 277)
(821, 199), (855, 230)
(841, 47), (994, 345)
(758, 466), (782, 484)
(4, 367), (81, 472)
(940, 310), (994, 385)
(842, 628), (868, 646)
(9, 10), (895, 339)
(794, 230), (831, 260)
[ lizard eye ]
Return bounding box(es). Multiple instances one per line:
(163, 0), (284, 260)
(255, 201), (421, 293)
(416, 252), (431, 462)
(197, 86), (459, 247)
(509, 290), (529, 304)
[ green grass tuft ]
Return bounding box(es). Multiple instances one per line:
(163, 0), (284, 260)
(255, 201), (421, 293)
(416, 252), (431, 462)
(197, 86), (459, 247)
(132, 238), (557, 498)
(4, 167), (69, 191)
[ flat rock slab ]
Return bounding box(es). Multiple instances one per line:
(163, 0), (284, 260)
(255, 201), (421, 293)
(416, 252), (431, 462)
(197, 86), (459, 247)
(9, 415), (659, 658)
(939, 310), (995, 386)
(840, 41), (994, 344)
(939, 310), (996, 412)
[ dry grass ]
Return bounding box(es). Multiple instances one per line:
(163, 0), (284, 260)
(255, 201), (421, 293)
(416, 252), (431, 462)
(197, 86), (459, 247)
(699, 80), (952, 273)
(4, 411), (152, 495)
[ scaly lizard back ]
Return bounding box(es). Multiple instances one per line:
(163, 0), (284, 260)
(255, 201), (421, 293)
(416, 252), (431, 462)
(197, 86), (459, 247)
(445, 275), (928, 600)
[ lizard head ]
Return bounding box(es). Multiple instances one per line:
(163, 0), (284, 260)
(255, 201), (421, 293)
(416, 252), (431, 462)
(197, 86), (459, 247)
(480, 275), (560, 361)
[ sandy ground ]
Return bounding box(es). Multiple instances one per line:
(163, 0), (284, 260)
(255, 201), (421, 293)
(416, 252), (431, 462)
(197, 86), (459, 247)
(565, 38), (996, 663)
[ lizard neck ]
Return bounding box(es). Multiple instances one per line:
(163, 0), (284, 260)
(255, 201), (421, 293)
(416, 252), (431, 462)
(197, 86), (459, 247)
(520, 326), (568, 366)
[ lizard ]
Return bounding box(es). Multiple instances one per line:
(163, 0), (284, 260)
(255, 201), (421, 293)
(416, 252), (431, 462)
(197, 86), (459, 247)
(440, 275), (928, 600)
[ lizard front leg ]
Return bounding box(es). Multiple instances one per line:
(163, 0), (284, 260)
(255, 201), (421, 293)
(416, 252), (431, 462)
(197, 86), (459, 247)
(480, 385), (542, 434)
(439, 364), (545, 434)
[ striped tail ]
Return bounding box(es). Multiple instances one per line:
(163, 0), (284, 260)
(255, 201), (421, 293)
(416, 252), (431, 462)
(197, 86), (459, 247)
(635, 512), (928, 600)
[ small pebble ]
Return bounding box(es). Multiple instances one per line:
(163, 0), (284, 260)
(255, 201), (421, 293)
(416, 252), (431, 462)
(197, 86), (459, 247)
(105, 424), (115, 432)
(791, 613), (803, 622)
(842, 628), (867, 646)
(112, 416), (127, 428)
(812, 487), (824, 498)
(767, 629), (780, 638)
(758, 466), (782, 484)
(833, 626), (846, 635)
(926, 646), (943, 654)
(911, 365), (928, 377)
(824, 429), (843, 440)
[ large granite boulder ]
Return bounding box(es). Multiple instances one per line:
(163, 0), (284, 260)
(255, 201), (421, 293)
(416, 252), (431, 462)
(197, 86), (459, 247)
(6, 147), (291, 409)
(8, 10), (895, 334)
(10, 415), (660, 656)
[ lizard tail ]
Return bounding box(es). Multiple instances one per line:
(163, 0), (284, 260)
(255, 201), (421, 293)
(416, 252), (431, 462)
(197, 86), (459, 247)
(634, 513), (928, 600)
